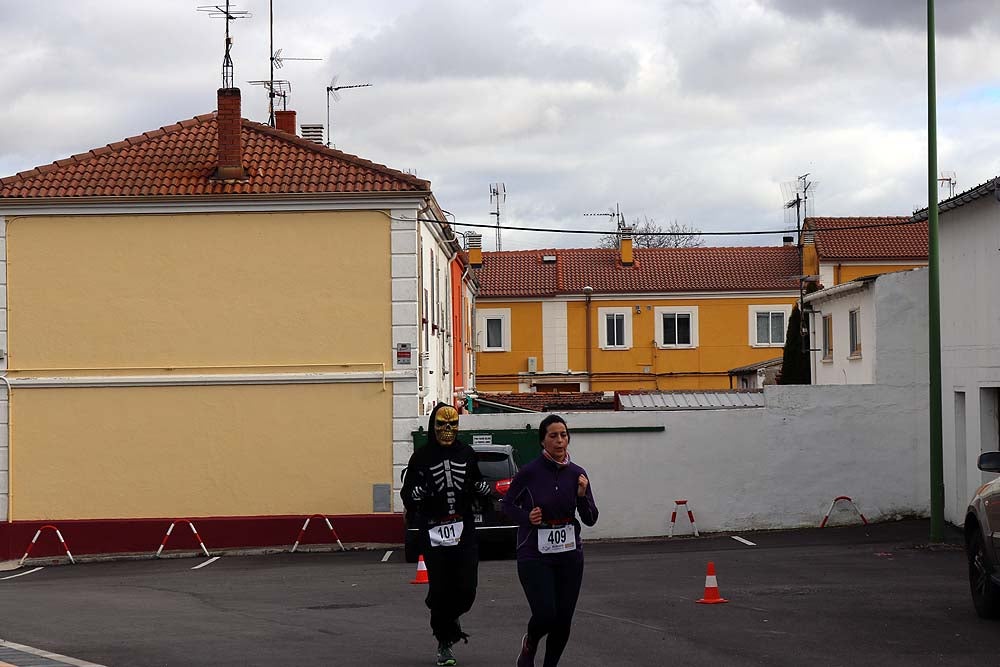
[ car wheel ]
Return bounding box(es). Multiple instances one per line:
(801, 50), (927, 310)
(404, 531), (420, 564)
(968, 528), (1000, 619)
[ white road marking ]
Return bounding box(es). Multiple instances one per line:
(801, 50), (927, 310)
(381, 550), (393, 562)
(0, 639), (107, 666)
(731, 535), (756, 546)
(0, 567), (43, 580)
(191, 556), (220, 570)
(577, 609), (665, 632)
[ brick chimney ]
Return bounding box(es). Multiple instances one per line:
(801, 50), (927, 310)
(213, 88), (247, 181)
(275, 110), (297, 136)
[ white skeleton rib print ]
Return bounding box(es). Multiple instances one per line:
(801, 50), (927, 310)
(429, 460), (466, 515)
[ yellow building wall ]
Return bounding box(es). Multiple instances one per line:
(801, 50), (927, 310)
(7, 211), (391, 373)
(834, 263), (927, 285)
(476, 295), (797, 392)
(10, 382), (391, 520)
(475, 301), (543, 391)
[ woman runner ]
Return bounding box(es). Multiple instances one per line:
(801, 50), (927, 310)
(502, 414), (599, 667)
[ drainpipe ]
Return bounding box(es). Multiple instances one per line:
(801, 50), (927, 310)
(583, 286), (593, 390)
(0, 375), (10, 524)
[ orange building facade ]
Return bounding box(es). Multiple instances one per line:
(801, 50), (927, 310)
(472, 242), (802, 393)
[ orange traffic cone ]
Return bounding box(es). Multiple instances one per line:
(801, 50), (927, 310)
(410, 554), (429, 584)
(696, 561), (728, 604)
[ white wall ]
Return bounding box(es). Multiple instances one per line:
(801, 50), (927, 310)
(940, 196), (1000, 525)
(418, 220), (455, 413)
(393, 384), (930, 537)
(807, 269), (927, 387)
(808, 283), (875, 385)
(873, 269), (928, 386)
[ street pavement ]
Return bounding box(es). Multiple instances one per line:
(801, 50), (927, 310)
(0, 519), (992, 666)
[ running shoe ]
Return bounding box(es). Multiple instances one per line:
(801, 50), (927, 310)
(516, 633), (536, 667)
(436, 641), (457, 666)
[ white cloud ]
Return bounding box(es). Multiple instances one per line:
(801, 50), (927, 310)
(2, 0), (999, 250)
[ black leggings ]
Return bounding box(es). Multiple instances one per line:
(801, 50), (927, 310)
(517, 557), (584, 667)
(422, 540), (479, 643)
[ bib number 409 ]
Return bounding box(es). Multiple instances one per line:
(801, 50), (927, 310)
(537, 524), (576, 554)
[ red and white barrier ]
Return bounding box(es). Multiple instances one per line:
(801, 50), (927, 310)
(156, 520), (211, 558)
(291, 514), (345, 552)
(668, 499), (699, 537)
(19, 525), (75, 566)
(819, 496), (869, 528)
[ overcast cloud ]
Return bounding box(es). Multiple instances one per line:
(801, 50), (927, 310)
(2, 0), (999, 249)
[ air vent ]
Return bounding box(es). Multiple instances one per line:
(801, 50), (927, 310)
(300, 124), (324, 144)
(542, 254), (557, 263)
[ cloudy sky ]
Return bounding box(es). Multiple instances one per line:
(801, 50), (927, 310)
(2, 0), (998, 249)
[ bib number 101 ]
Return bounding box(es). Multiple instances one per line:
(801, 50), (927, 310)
(429, 519), (464, 547)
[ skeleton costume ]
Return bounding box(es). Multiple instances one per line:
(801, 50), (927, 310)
(402, 403), (492, 663)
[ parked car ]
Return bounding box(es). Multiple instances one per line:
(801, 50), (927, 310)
(965, 451), (1000, 618)
(403, 443), (519, 563)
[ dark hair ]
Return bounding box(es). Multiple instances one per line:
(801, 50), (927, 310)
(538, 414), (569, 443)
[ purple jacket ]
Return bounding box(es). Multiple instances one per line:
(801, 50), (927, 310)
(501, 454), (598, 561)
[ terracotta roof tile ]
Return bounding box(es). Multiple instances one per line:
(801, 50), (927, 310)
(805, 217), (927, 261)
(476, 246), (801, 297)
(0, 113), (429, 198)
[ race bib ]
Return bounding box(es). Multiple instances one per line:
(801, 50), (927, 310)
(429, 518), (464, 547)
(537, 523), (576, 554)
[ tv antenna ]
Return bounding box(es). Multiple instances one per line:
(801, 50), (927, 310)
(326, 75), (372, 148)
(584, 203), (626, 231)
(251, 0), (321, 126)
(198, 1), (251, 89)
(489, 183), (506, 251)
(938, 170), (957, 199)
(781, 173), (818, 235)
(248, 79), (291, 112)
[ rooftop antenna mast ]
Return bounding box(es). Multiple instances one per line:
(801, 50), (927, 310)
(489, 183), (506, 251)
(781, 173), (818, 242)
(938, 170), (956, 199)
(326, 76), (372, 148)
(584, 203), (627, 235)
(781, 173), (818, 350)
(198, 1), (251, 89)
(250, 0), (321, 127)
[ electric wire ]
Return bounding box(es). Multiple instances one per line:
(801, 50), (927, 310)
(390, 215), (925, 239)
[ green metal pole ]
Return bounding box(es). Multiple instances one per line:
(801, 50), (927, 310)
(927, 0), (945, 542)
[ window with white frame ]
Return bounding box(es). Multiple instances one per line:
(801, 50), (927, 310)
(477, 308), (510, 352)
(848, 308), (861, 357)
(749, 305), (792, 347)
(654, 307), (698, 348)
(598, 307), (632, 350)
(822, 314), (833, 361)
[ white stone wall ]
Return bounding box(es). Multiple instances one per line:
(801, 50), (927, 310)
(940, 196), (1000, 525)
(390, 208), (421, 512)
(443, 383), (929, 538)
(542, 301), (568, 372)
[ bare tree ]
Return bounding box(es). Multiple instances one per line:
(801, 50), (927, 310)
(598, 217), (705, 249)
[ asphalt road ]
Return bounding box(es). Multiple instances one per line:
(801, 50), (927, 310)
(0, 519), (992, 666)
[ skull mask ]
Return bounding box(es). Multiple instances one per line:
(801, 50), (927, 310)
(434, 406), (460, 446)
